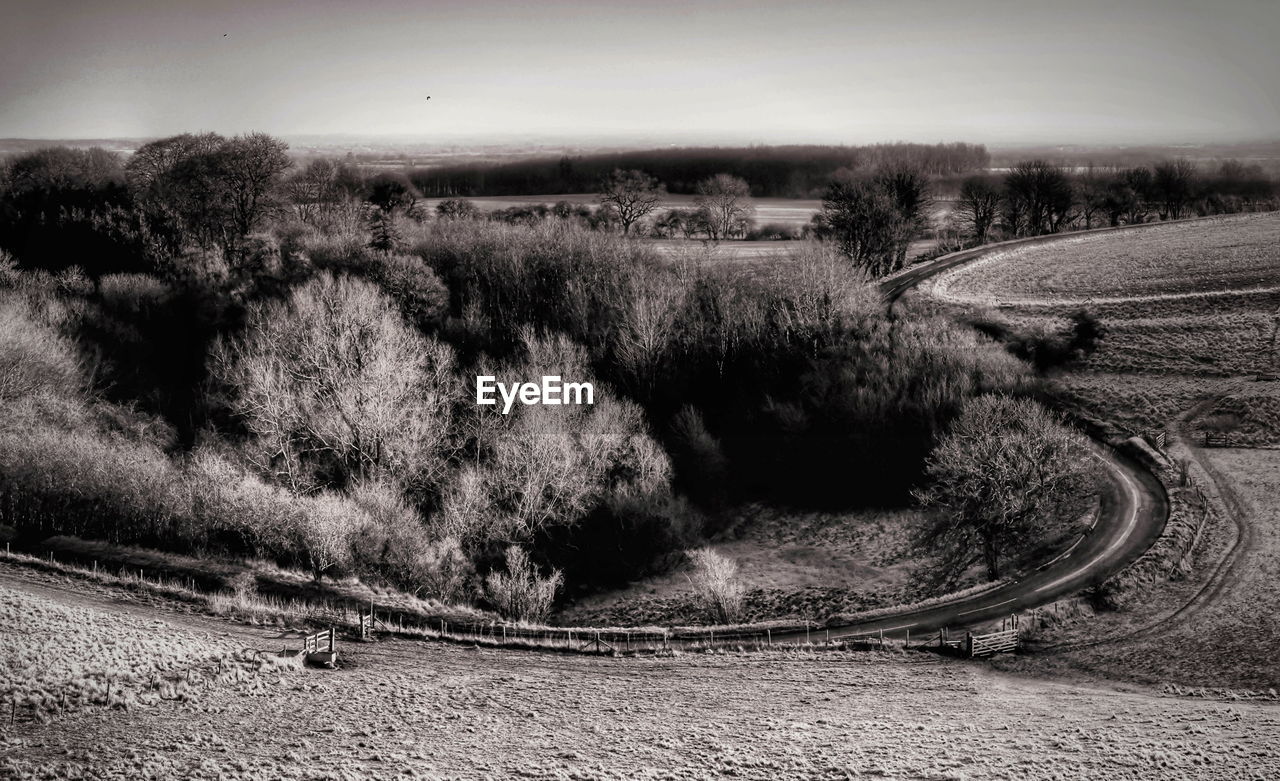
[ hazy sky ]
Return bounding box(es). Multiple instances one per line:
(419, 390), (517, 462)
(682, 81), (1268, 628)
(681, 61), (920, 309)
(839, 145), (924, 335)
(2, 0), (1278, 144)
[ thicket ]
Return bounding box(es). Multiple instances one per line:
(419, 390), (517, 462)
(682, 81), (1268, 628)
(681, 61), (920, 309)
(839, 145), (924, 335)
(0, 136), (1049, 618)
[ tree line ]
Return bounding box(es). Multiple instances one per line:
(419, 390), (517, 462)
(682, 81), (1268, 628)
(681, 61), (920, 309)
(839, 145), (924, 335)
(406, 142), (991, 199)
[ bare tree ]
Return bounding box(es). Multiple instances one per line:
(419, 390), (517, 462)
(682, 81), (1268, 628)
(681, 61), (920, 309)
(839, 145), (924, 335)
(599, 169), (664, 235)
(955, 176), (1002, 244)
(1152, 159), (1197, 220)
(218, 132), (292, 238)
(874, 166), (933, 266)
(693, 174), (754, 241)
(686, 548), (746, 623)
(209, 273), (456, 494)
(914, 395), (1092, 582)
(484, 546), (563, 623)
(1003, 160), (1075, 236)
(819, 179), (904, 276)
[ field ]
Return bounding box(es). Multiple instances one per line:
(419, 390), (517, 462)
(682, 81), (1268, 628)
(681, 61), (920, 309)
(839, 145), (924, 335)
(0, 582), (297, 726)
(3, 568), (1279, 780)
(919, 214), (1280, 440)
(932, 213), (1280, 302)
(917, 213), (1280, 690)
(422, 194), (826, 229)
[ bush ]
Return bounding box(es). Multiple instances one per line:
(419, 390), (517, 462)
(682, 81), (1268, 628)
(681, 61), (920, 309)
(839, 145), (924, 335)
(745, 222), (801, 241)
(484, 547), (562, 623)
(685, 548), (745, 623)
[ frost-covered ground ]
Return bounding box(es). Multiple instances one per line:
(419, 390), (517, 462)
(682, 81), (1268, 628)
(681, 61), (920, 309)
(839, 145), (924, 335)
(2, 572), (1277, 780)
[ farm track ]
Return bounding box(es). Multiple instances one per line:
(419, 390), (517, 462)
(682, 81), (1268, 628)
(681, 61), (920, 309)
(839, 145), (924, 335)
(745, 228), (1184, 644)
(1039, 391), (1254, 653)
(898, 219), (1272, 660)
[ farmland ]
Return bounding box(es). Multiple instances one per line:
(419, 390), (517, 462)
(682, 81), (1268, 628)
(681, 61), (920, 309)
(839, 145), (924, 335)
(916, 213), (1280, 689)
(0, 583), (298, 726)
(3, 568), (1279, 781)
(932, 213), (1280, 302)
(918, 214), (1280, 439)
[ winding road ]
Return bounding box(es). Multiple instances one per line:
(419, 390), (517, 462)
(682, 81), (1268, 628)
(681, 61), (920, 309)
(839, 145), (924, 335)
(768, 228), (1175, 644)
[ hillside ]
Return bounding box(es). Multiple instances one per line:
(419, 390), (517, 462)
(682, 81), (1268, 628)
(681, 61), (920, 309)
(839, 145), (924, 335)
(3, 568), (1277, 780)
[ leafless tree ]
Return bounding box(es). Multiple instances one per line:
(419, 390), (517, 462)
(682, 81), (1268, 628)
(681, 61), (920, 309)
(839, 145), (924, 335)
(1152, 159), (1197, 220)
(686, 548), (746, 623)
(209, 273), (456, 494)
(955, 176), (1002, 243)
(1003, 160), (1075, 236)
(914, 395), (1092, 582)
(599, 169), (664, 235)
(693, 174), (754, 241)
(484, 546), (563, 622)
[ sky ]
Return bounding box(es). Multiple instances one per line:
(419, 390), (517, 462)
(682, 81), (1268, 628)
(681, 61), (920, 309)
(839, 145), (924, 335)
(2, 0), (1278, 145)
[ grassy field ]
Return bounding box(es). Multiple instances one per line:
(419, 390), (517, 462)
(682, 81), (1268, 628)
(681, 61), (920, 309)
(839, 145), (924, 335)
(917, 213), (1280, 690)
(423, 193), (826, 228)
(0, 583), (297, 726)
(563, 493), (1093, 628)
(933, 213), (1280, 302)
(918, 214), (1280, 439)
(562, 505), (924, 626)
(3, 572), (1278, 780)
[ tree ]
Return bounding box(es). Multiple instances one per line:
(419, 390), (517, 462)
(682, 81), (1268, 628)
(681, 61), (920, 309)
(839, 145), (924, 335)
(484, 546), (563, 622)
(873, 166), (933, 267)
(367, 173), (423, 219)
(285, 158), (363, 227)
(954, 176), (1002, 244)
(0, 147), (140, 273)
(218, 133), (292, 238)
(685, 548), (745, 623)
(599, 169), (664, 235)
(209, 273), (456, 494)
(914, 395), (1092, 582)
(435, 198), (480, 220)
(126, 132), (290, 249)
(693, 174), (754, 241)
(1076, 173), (1108, 230)
(819, 179), (904, 276)
(1152, 159), (1197, 220)
(1003, 160), (1075, 236)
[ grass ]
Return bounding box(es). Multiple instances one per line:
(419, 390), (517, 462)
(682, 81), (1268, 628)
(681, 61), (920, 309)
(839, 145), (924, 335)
(917, 211), (1280, 688)
(6, 599), (1280, 780)
(932, 213), (1280, 301)
(0, 584), (299, 726)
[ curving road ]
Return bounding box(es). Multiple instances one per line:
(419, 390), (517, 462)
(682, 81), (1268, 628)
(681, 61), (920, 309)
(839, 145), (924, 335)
(768, 229), (1173, 645)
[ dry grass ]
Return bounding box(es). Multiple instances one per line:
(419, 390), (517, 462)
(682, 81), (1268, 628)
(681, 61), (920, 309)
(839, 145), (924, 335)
(4, 607), (1280, 780)
(917, 214), (1280, 690)
(0, 585), (298, 726)
(933, 213), (1280, 302)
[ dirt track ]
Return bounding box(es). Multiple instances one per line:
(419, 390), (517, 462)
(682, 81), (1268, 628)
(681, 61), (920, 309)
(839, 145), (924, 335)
(3, 570), (1279, 780)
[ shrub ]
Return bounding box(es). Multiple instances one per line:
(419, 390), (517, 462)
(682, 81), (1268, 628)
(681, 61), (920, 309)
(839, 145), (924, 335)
(484, 547), (562, 623)
(685, 547), (745, 623)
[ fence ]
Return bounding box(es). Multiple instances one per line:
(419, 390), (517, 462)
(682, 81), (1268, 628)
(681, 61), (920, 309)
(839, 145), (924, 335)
(964, 628), (1019, 658)
(1, 545), (1025, 661)
(301, 627), (335, 656)
(906, 621), (1022, 658)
